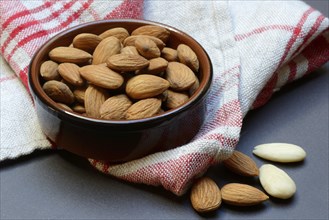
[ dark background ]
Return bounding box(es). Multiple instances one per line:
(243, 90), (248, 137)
(1, 1), (328, 219)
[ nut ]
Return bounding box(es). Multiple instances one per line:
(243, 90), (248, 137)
(40, 60), (60, 81)
(221, 183), (269, 206)
(177, 44), (199, 72)
(166, 62), (196, 91)
(106, 54), (150, 72)
(42, 80), (75, 104)
(222, 150), (259, 177)
(190, 177), (222, 213)
(84, 85), (108, 118)
(92, 36), (122, 65)
(72, 33), (102, 53)
(131, 25), (170, 43)
(125, 98), (162, 120)
(58, 63), (84, 86)
(99, 27), (130, 42)
(259, 164), (296, 199)
(100, 94), (132, 120)
(135, 37), (161, 59)
(49, 47), (92, 64)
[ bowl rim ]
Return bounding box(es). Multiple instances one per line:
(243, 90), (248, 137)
(28, 18), (213, 126)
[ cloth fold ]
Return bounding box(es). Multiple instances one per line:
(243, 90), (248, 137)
(1, 0), (328, 195)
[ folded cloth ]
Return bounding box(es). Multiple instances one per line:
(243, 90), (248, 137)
(0, 0), (328, 195)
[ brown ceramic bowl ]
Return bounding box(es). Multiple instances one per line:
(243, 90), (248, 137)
(28, 19), (212, 162)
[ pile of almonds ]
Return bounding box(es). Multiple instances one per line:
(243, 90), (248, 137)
(190, 143), (306, 213)
(40, 25), (200, 120)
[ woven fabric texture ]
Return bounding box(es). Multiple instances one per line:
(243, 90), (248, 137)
(1, 0), (328, 195)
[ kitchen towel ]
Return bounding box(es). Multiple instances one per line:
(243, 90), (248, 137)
(1, 0), (328, 196)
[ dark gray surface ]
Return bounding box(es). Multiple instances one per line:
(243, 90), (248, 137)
(1, 1), (328, 219)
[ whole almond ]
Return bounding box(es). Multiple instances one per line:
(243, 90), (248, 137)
(107, 54), (149, 72)
(177, 44), (199, 72)
(72, 104), (86, 114)
(100, 94), (132, 120)
(125, 98), (161, 120)
(40, 60), (60, 81)
(131, 25), (170, 43)
(189, 76), (200, 96)
(92, 36), (121, 65)
(222, 150), (259, 177)
(84, 85), (108, 118)
(124, 35), (165, 50)
(253, 143), (306, 163)
(165, 90), (189, 109)
(259, 164), (296, 199)
(135, 37), (161, 59)
(42, 80), (75, 104)
(99, 27), (129, 42)
(72, 33), (102, 53)
(79, 65), (124, 89)
(57, 103), (73, 112)
(190, 177), (221, 213)
(221, 183), (269, 206)
(136, 57), (168, 75)
(73, 88), (86, 104)
(120, 46), (140, 55)
(126, 74), (170, 99)
(161, 47), (178, 62)
(166, 62), (196, 91)
(58, 63), (84, 86)
(49, 47), (92, 64)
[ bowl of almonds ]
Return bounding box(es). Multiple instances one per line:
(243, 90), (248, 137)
(28, 19), (212, 162)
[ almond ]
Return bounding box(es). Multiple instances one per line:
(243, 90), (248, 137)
(100, 94), (132, 120)
(125, 98), (161, 120)
(131, 25), (170, 43)
(190, 177), (221, 213)
(161, 47), (178, 62)
(123, 35), (165, 50)
(58, 63), (84, 86)
(42, 80), (75, 104)
(221, 183), (269, 206)
(253, 143), (306, 163)
(49, 47), (92, 64)
(177, 44), (199, 72)
(79, 65), (124, 89)
(72, 33), (102, 53)
(84, 85), (108, 118)
(120, 46), (139, 55)
(136, 57), (168, 75)
(126, 74), (170, 99)
(189, 75), (200, 96)
(222, 150), (259, 177)
(259, 164), (296, 199)
(40, 60), (60, 81)
(99, 27), (130, 42)
(165, 90), (189, 109)
(107, 54), (149, 72)
(57, 103), (73, 112)
(73, 88), (86, 104)
(72, 104), (86, 114)
(166, 62), (196, 91)
(92, 36), (121, 65)
(135, 37), (161, 59)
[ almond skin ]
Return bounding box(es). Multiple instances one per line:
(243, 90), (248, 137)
(42, 80), (75, 104)
(84, 85), (108, 118)
(136, 57), (168, 75)
(79, 65), (124, 89)
(123, 35), (165, 50)
(120, 46), (140, 55)
(177, 44), (199, 72)
(161, 47), (178, 62)
(165, 90), (189, 109)
(222, 150), (259, 177)
(166, 62), (196, 91)
(107, 54), (149, 72)
(73, 88), (86, 104)
(72, 33), (102, 53)
(135, 37), (161, 59)
(126, 74), (170, 99)
(221, 183), (269, 206)
(131, 25), (170, 43)
(40, 60), (60, 81)
(98, 27), (130, 42)
(100, 94), (132, 120)
(49, 47), (92, 64)
(125, 98), (161, 120)
(190, 177), (222, 213)
(92, 36), (121, 65)
(58, 63), (84, 86)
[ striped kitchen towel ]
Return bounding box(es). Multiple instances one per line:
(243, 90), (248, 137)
(1, 0), (328, 195)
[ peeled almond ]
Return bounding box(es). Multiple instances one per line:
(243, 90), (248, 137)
(253, 143), (306, 163)
(259, 164), (296, 199)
